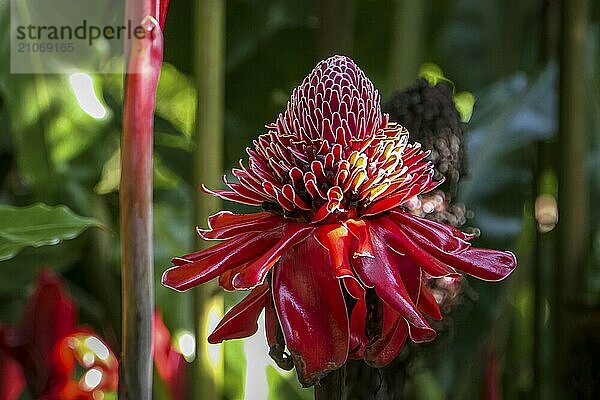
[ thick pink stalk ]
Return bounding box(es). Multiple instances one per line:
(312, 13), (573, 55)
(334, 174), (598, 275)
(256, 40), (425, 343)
(119, 1), (168, 398)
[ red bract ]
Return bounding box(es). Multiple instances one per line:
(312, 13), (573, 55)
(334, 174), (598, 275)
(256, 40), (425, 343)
(162, 55), (516, 386)
(153, 311), (187, 400)
(0, 328), (24, 400)
(0, 269), (118, 399)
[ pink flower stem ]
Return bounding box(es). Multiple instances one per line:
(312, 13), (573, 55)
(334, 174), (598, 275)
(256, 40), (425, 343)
(119, 1), (168, 398)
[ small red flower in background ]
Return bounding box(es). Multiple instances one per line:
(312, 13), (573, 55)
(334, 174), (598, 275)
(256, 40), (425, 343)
(0, 268), (188, 400)
(0, 334), (24, 400)
(0, 269), (118, 400)
(153, 311), (187, 400)
(162, 55), (516, 386)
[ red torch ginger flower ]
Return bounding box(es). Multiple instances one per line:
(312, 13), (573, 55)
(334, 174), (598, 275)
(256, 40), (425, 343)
(0, 269), (118, 400)
(162, 55), (516, 386)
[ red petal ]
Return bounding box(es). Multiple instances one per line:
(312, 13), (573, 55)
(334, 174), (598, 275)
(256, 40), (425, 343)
(348, 295), (367, 359)
(391, 248), (422, 301)
(387, 244), (437, 343)
(390, 211), (471, 253)
(391, 210), (475, 241)
(314, 224), (354, 278)
(265, 302), (278, 350)
(218, 262), (247, 291)
(208, 284), (270, 343)
(198, 211), (285, 240)
(342, 276), (365, 300)
(0, 268), (76, 396)
(396, 221), (516, 281)
(418, 283), (442, 320)
(20, 269), (76, 360)
(376, 218), (459, 278)
(153, 311), (187, 400)
(162, 229), (281, 291)
(365, 303), (409, 367)
(232, 224), (313, 290)
(226, 181), (268, 201)
(202, 185), (264, 206)
(369, 321), (408, 367)
(444, 247), (517, 281)
(408, 324), (438, 343)
(345, 219), (374, 258)
(272, 236), (349, 386)
(0, 327), (25, 400)
(362, 183), (424, 216)
(311, 202), (333, 223)
(171, 231), (259, 265)
(353, 222), (436, 342)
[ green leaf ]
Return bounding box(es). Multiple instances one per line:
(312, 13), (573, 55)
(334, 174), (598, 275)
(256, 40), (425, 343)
(454, 91), (475, 123)
(0, 203), (102, 261)
(418, 63), (452, 87)
(459, 64), (557, 244)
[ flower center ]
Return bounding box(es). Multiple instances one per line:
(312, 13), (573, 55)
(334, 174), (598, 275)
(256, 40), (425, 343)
(211, 55), (438, 223)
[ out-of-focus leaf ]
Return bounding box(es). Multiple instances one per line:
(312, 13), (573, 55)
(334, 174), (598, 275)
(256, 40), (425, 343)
(153, 196), (192, 268)
(154, 194), (193, 331)
(93, 149), (121, 195)
(155, 63), (197, 137)
(0, 72), (111, 199)
(155, 131), (193, 151)
(103, 61), (196, 138)
(0, 203), (102, 261)
(0, 239), (83, 295)
(102, 62), (195, 186)
(266, 366), (311, 400)
(0, 3), (118, 222)
(411, 369), (445, 400)
(224, 339), (246, 400)
(459, 64), (557, 244)
(0, 8), (119, 208)
(94, 149), (180, 194)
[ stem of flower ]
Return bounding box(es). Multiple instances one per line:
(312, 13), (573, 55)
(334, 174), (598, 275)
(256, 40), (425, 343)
(190, 0), (226, 399)
(314, 367), (346, 400)
(555, 0), (588, 397)
(387, 0), (425, 93)
(119, 3), (166, 398)
(317, 0), (356, 59)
